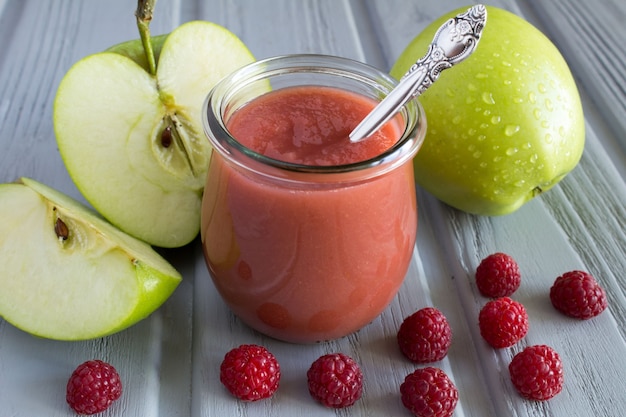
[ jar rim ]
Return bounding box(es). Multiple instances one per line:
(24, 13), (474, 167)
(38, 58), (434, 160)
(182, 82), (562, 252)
(203, 54), (426, 183)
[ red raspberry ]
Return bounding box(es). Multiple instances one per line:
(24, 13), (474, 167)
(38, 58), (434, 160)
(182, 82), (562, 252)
(307, 353), (363, 408)
(509, 345), (564, 401)
(66, 360), (122, 415)
(475, 252), (521, 298)
(397, 307), (452, 363)
(479, 297), (529, 348)
(550, 270), (607, 319)
(400, 367), (458, 417)
(220, 344), (281, 401)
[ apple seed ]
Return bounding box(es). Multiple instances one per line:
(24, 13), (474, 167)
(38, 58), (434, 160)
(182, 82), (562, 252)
(161, 125), (173, 148)
(55, 217), (69, 241)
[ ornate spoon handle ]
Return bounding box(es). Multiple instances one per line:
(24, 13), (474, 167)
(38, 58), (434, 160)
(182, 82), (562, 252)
(349, 4), (487, 143)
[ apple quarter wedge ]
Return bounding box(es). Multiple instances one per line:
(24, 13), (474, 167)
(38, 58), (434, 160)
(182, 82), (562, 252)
(0, 178), (182, 340)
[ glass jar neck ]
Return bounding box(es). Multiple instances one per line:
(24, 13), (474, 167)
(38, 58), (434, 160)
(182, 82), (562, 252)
(203, 54), (426, 185)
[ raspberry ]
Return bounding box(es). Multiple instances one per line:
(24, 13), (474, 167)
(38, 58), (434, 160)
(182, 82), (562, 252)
(475, 252), (521, 298)
(550, 270), (608, 319)
(66, 360), (122, 415)
(220, 344), (281, 401)
(479, 297), (528, 348)
(307, 353), (363, 408)
(397, 307), (452, 363)
(400, 367), (458, 417)
(509, 345), (564, 401)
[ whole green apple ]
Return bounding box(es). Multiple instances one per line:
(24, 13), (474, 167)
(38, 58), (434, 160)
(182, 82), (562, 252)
(391, 6), (585, 215)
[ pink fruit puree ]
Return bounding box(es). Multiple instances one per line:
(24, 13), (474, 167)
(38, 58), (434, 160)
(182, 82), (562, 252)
(201, 86), (417, 343)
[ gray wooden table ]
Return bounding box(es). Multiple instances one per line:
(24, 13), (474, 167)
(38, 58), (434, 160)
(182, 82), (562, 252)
(1, 1), (625, 416)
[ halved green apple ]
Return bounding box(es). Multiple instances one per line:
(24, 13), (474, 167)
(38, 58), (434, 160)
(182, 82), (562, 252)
(54, 20), (255, 247)
(0, 178), (181, 340)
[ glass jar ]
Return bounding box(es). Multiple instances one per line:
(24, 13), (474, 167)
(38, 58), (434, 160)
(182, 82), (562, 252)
(201, 54), (426, 343)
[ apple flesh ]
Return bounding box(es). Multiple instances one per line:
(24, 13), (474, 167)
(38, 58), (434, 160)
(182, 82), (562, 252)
(54, 21), (255, 247)
(391, 6), (585, 216)
(0, 178), (182, 340)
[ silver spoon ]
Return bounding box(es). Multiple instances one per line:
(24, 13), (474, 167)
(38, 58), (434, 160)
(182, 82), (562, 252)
(349, 4), (487, 142)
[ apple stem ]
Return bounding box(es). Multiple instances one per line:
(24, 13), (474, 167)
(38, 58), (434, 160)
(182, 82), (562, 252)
(135, 0), (158, 76)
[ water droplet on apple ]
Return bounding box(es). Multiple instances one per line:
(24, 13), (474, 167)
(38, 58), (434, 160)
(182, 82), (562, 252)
(468, 128), (477, 136)
(502, 61), (512, 67)
(468, 83), (478, 92)
(504, 125), (520, 136)
(558, 126), (566, 137)
(482, 92), (495, 105)
(503, 79), (512, 86)
(545, 99), (553, 111)
(452, 115), (462, 124)
(506, 147), (519, 156)
(476, 73), (488, 79)
(491, 115), (501, 125)
(480, 123), (489, 129)
(480, 162), (488, 168)
(513, 97), (524, 104)
(477, 135), (487, 142)
(528, 92), (537, 104)
(538, 83), (547, 93)
(514, 179), (526, 187)
(466, 96), (476, 104)
(530, 154), (539, 163)
(545, 134), (553, 144)
(473, 151), (482, 159)
(533, 108), (542, 120)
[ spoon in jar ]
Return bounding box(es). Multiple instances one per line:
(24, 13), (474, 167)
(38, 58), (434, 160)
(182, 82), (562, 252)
(349, 4), (487, 142)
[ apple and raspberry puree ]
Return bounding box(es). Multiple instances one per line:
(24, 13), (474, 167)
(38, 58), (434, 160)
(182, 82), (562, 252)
(202, 86), (416, 343)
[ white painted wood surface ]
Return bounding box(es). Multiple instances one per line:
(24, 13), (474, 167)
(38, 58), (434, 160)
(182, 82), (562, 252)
(1, 0), (625, 416)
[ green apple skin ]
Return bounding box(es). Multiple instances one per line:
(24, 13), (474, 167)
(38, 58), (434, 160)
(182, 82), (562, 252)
(106, 33), (168, 72)
(0, 178), (182, 340)
(391, 6), (585, 216)
(54, 21), (255, 247)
